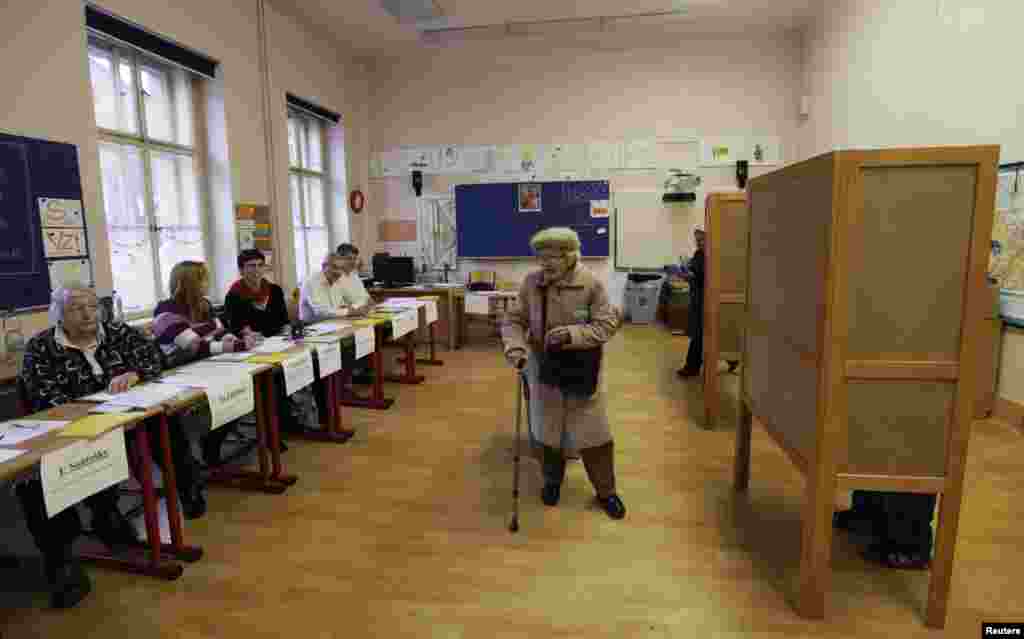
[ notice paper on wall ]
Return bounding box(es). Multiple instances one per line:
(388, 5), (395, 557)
(38, 198), (85, 228)
(205, 375), (255, 431)
(41, 427), (130, 517)
(590, 200), (610, 218)
(355, 326), (375, 359)
(0, 420), (70, 447)
(281, 349), (315, 396)
(313, 340), (342, 377)
(42, 228), (87, 258)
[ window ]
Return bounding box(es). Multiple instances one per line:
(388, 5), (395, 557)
(88, 37), (206, 313)
(288, 110), (329, 284)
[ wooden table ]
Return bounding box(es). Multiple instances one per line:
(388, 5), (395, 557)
(370, 286), (464, 351)
(279, 324), (357, 444)
(461, 290), (518, 344)
(1, 402), (202, 580)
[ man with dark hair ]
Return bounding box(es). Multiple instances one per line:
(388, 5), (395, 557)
(678, 227), (706, 378)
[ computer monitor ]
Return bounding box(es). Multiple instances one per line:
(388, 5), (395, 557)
(384, 256), (416, 287)
(371, 253), (390, 284)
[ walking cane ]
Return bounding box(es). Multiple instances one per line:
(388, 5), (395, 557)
(509, 364), (528, 533)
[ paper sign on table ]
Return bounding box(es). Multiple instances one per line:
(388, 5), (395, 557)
(0, 420), (70, 447)
(281, 350), (315, 396)
(465, 294), (491, 315)
(390, 310), (418, 340)
(58, 413), (138, 438)
(306, 322), (349, 335)
(205, 375), (255, 431)
(423, 300), (438, 324)
(313, 341), (342, 377)
(355, 326), (375, 359)
(0, 449), (25, 464)
(41, 427), (130, 517)
(247, 353), (291, 365)
(252, 337), (294, 354)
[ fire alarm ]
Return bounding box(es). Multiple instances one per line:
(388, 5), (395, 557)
(349, 189), (365, 213)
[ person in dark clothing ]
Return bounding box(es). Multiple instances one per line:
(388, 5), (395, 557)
(225, 250), (327, 441)
(225, 248), (290, 338)
(16, 285), (165, 608)
(834, 491), (936, 569)
(678, 227), (706, 378)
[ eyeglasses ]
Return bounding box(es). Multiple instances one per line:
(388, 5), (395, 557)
(537, 254), (569, 263)
(66, 304), (99, 315)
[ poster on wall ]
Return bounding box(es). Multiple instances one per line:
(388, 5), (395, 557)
(586, 141), (624, 171)
(699, 137), (747, 167)
(518, 184), (542, 212)
(41, 228), (87, 259)
(38, 198), (85, 228)
(236, 203), (273, 255)
(495, 145), (546, 177)
(624, 139), (659, 169)
(402, 147), (439, 173)
(544, 144), (586, 178)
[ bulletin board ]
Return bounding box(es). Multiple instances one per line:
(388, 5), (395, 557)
(455, 180), (610, 258)
(235, 203), (274, 268)
(0, 132), (92, 311)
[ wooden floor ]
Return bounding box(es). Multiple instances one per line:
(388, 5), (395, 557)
(2, 325), (1023, 637)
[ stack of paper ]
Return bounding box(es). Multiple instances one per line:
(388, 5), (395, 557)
(251, 337), (295, 354)
(83, 383), (189, 408)
(0, 420), (70, 446)
(306, 322), (349, 335)
(208, 352), (253, 362)
(58, 414), (137, 438)
(390, 310), (419, 339)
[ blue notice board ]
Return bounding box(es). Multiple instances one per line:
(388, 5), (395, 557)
(455, 181), (611, 258)
(0, 132), (91, 311)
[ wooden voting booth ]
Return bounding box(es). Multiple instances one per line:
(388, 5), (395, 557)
(733, 146), (999, 628)
(702, 192), (748, 428)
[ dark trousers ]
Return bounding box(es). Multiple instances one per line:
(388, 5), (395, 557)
(542, 442), (617, 499)
(15, 480), (119, 560)
(684, 297), (703, 372)
(850, 490), (937, 553)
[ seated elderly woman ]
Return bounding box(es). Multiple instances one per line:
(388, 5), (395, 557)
(153, 261), (257, 511)
(501, 227), (626, 520)
(14, 283), (168, 608)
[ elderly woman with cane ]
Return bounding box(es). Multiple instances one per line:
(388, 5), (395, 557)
(501, 227), (625, 520)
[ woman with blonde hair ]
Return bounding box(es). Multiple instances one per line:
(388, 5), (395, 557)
(501, 227), (626, 519)
(153, 260), (257, 517)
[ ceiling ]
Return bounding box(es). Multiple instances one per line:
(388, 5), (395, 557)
(274, 0), (819, 60)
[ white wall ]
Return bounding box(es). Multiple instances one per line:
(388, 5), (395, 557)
(799, 0), (1024, 405)
(799, 0), (1024, 162)
(0, 0), (371, 329)
(368, 31), (804, 303)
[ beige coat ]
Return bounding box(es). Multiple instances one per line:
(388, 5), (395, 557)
(501, 263), (621, 455)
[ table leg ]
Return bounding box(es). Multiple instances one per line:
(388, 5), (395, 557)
(265, 374), (298, 486)
(207, 374), (294, 493)
(78, 425), (184, 580)
(734, 400), (752, 493)
(341, 347), (394, 410)
(416, 322), (444, 366)
(156, 412), (203, 562)
(385, 334), (425, 384)
(293, 371), (354, 443)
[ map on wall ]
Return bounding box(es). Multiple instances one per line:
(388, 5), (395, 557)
(991, 169), (1024, 290)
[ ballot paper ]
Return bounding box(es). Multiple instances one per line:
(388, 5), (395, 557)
(281, 349), (315, 396)
(251, 337), (295, 354)
(390, 309), (418, 340)
(83, 383), (189, 408)
(0, 449), (25, 464)
(355, 326), (375, 360)
(41, 427), (130, 517)
(90, 403), (136, 414)
(313, 340), (342, 377)
(208, 351), (254, 362)
(306, 321), (349, 335)
(170, 361), (264, 380)
(205, 375), (255, 431)
(0, 420), (70, 447)
(465, 293), (491, 315)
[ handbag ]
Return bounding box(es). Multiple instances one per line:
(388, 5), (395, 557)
(536, 283), (602, 398)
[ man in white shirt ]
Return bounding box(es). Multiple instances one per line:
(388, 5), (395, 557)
(299, 250), (372, 323)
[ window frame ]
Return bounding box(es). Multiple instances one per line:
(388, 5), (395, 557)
(88, 34), (210, 317)
(288, 108), (330, 284)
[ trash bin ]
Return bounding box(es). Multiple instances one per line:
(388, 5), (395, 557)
(625, 273), (664, 323)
